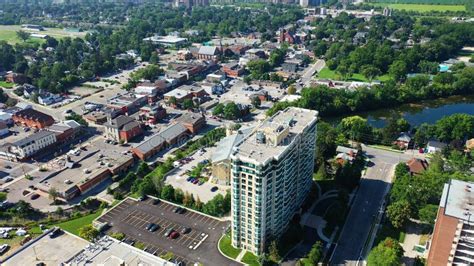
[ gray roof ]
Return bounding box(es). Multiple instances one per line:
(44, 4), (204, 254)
(198, 46), (219, 55)
(441, 179), (474, 222)
(105, 115), (138, 131)
(160, 124), (187, 142)
(336, 146), (359, 155)
(397, 133), (412, 142)
(427, 140), (447, 149)
(211, 127), (253, 163)
(134, 133), (166, 154)
(13, 131), (55, 147)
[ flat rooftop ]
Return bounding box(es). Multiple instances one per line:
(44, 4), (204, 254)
(441, 179), (474, 223)
(232, 107), (318, 165)
(2, 231), (88, 266)
(64, 236), (176, 266)
(38, 145), (132, 193)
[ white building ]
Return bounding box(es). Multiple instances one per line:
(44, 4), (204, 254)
(230, 107), (318, 255)
(9, 130), (57, 159)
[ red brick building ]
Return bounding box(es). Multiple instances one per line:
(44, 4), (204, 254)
(12, 108), (54, 129)
(104, 115), (143, 143)
(176, 113), (206, 134)
(222, 63), (245, 78)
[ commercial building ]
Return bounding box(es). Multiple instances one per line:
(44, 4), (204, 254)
(222, 63), (246, 78)
(104, 115), (143, 143)
(230, 107), (318, 255)
(47, 120), (82, 143)
(428, 179), (474, 265)
(143, 35), (188, 48)
(175, 113), (206, 134)
(12, 108), (54, 129)
(9, 130), (57, 160)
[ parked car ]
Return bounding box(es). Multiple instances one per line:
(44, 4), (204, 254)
(152, 198), (160, 205)
(181, 227), (191, 234)
(173, 207), (181, 213)
(149, 223), (159, 232)
(192, 179), (199, 184)
(186, 176), (193, 182)
(164, 228), (173, 237)
(0, 244), (9, 254)
(169, 231), (180, 239)
(211, 186), (218, 192)
(138, 195), (147, 201)
(146, 223), (154, 231)
(49, 227), (62, 238)
(30, 193), (40, 200)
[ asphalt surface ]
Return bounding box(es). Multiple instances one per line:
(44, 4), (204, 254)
(97, 197), (240, 266)
(330, 146), (417, 265)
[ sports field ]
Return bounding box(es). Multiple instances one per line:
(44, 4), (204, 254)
(0, 25), (87, 44)
(369, 3), (466, 12)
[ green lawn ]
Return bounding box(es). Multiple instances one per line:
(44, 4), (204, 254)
(56, 210), (103, 236)
(317, 67), (391, 82)
(218, 233), (242, 259)
(241, 251), (259, 266)
(0, 29), (45, 45)
(369, 3), (466, 12)
(0, 81), (15, 88)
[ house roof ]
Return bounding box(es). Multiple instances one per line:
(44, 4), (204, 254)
(427, 140), (447, 149)
(134, 133), (166, 154)
(397, 132), (412, 142)
(176, 113), (204, 125)
(159, 123), (188, 142)
(407, 158), (429, 175)
(104, 115), (139, 131)
(12, 130), (55, 147)
(14, 108), (53, 122)
(198, 46), (219, 56)
(336, 146), (359, 155)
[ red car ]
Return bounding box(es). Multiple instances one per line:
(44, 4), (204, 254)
(169, 231), (180, 239)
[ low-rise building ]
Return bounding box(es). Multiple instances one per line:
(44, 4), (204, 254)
(426, 140), (448, 153)
(0, 121), (9, 136)
(163, 85), (208, 109)
(406, 158), (429, 176)
(143, 35), (188, 48)
(9, 130), (57, 160)
(222, 62), (245, 78)
(175, 112), (206, 134)
(335, 146), (359, 164)
(138, 104), (167, 125)
(394, 132), (412, 149)
(47, 120), (82, 143)
(106, 93), (147, 114)
(12, 108), (55, 129)
(104, 115), (143, 143)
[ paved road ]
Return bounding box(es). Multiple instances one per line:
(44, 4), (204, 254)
(330, 146), (417, 265)
(301, 59), (325, 87)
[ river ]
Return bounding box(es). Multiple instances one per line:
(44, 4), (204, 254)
(327, 94), (474, 128)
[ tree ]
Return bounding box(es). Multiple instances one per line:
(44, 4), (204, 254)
(268, 240), (280, 262)
(389, 60), (408, 82)
(48, 187), (60, 202)
(213, 103), (225, 116)
(307, 241), (323, 264)
(16, 30), (30, 42)
(136, 161), (150, 178)
(394, 163), (409, 178)
(183, 98), (194, 110)
(287, 85), (296, 95)
(339, 116), (373, 143)
(387, 200), (412, 228)
(161, 185), (175, 201)
(251, 96), (261, 108)
(361, 65), (381, 82)
(79, 225), (99, 241)
(0, 192), (6, 202)
(168, 96), (177, 107)
(223, 102), (241, 120)
(367, 238), (403, 266)
(418, 204), (438, 225)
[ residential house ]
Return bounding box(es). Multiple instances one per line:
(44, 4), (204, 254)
(406, 158), (429, 176)
(282, 62), (299, 73)
(278, 29), (300, 44)
(5, 72), (28, 84)
(12, 108), (54, 129)
(249, 90), (269, 102)
(426, 140), (448, 153)
(104, 115), (143, 143)
(335, 146), (359, 164)
(394, 132), (412, 149)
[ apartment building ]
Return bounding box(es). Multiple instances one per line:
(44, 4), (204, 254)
(428, 179), (474, 265)
(230, 107), (318, 255)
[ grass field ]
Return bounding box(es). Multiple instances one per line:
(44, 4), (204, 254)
(241, 251), (259, 266)
(369, 3), (466, 12)
(317, 67), (392, 82)
(0, 81), (15, 88)
(218, 233), (242, 259)
(0, 25), (87, 45)
(56, 210), (103, 236)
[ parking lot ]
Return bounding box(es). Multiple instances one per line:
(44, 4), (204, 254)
(96, 197), (239, 266)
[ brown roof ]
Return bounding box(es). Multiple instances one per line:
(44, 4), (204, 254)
(406, 158), (429, 175)
(14, 108), (54, 123)
(427, 207), (459, 266)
